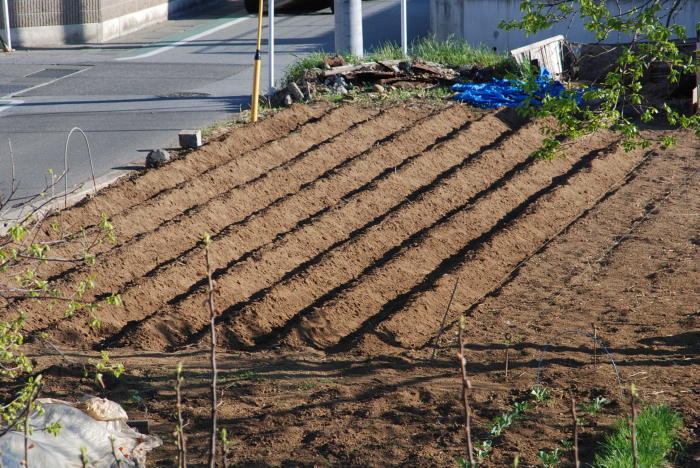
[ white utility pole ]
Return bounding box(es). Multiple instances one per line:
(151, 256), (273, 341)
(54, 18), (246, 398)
(400, 0), (407, 56)
(268, 0), (275, 94)
(1, 0), (11, 51)
(334, 0), (363, 57)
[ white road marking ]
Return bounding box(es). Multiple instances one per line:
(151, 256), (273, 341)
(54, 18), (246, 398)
(0, 100), (24, 113)
(0, 67), (90, 100)
(116, 15), (253, 61)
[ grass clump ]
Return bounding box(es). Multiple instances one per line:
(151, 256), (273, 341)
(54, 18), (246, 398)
(411, 36), (511, 69)
(594, 404), (683, 468)
(283, 35), (516, 84)
(201, 101), (275, 140)
(284, 51), (339, 84)
(318, 84), (453, 107)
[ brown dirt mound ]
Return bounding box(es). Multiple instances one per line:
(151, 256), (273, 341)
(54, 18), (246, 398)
(11, 102), (658, 357)
(5, 102), (698, 466)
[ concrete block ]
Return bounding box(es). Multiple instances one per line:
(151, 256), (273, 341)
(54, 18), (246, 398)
(287, 82), (305, 101)
(179, 129), (202, 149)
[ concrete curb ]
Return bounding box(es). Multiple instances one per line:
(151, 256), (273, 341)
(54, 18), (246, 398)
(4, 0), (222, 48)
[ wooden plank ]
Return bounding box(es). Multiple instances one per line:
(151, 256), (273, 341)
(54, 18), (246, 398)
(510, 35), (566, 78)
(322, 62), (377, 77)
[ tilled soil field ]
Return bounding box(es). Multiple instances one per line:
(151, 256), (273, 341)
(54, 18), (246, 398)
(5, 101), (699, 466)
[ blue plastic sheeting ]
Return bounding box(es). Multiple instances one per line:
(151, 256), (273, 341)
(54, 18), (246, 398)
(452, 68), (570, 109)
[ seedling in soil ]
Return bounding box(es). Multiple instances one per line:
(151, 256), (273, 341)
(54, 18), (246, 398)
(295, 380), (317, 391)
(87, 351), (124, 389)
(490, 412), (515, 436)
(474, 440), (493, 461)
(512, 401), (533, 415)
(530, 386), (551, 403)
(231, 370), (264, 382)
(537, 448), (561, 467)
(220, 428), (232, 468)
(580, 396), (607, 415)
(488, 398), (533, 437)
(489, 422), (506, 438)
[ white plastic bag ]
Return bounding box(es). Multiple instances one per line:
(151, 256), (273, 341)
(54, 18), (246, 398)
(0, 397), (161, 467)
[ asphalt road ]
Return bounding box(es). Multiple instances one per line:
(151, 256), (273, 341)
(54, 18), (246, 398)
(0, 0), (429, 212)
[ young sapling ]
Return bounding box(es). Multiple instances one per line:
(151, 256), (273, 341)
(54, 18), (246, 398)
(457, 316), (475, 467)
(592, 322), (598, 366)
(203, 233), (218, 468)
(568, 389), (580, 468)
(504, 333), (512, 382)
(174, 362), (187, 468)
(630, 384), (639, 468)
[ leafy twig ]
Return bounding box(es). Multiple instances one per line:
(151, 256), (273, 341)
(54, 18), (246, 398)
(203, 234), (218, 468)
(630, 384), (639, 468)
(568, 389), (580, 468)
(592, 322), (598, 366)
(220, 428), (231, 468)
(457, 316), (475, 467)
(504, 333), (512, 382)
(175, 362), (188, 468)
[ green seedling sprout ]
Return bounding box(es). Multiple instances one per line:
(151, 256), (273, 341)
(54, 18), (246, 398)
(580, 396), (607, 415)
(537, 448), (560, 467)
(530, 386), (551, 403)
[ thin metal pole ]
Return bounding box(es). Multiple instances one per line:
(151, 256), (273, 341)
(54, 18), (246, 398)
(268, 0), (275, 95)
(2, 0), (12, 51)
(400, 0), (407, 56)
(250, 0), (264, 122)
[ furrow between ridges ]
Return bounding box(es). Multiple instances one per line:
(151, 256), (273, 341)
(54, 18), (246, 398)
(31, 105), (437, 345)
(105, 105), (492, 351)
(23, 105), (379, 336)
(273, 122), (593, 350)
(354, 135), (652, 353)
(35, 105), (372, 280)
(38, 103), (331, 238)
(175, 112), (521, 352)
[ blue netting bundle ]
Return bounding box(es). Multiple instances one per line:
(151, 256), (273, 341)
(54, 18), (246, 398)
(451, 68), (573, 108)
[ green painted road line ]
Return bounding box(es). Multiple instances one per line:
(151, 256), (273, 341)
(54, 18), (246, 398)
(117, 13), (253, 61)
